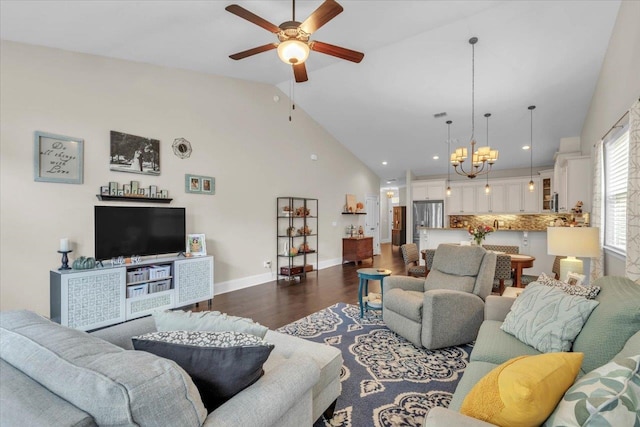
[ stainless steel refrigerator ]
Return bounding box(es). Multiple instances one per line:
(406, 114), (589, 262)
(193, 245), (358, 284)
(413, 200), (445, 244)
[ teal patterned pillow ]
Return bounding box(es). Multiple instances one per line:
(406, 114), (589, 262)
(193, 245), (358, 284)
(501, 283), (599, 353)
(544, 355), (640, 426)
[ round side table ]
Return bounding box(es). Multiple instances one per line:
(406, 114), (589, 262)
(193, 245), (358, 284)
(356, 268), (392, 318)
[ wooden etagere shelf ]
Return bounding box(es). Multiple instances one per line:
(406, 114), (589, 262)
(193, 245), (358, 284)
(277, 197), (318, 281)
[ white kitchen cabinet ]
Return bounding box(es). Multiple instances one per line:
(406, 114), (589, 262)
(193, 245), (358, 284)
(475, 183), (505, 213)
(506, 179), (540, 213)
(412, 180), (446, 201)
(555, 156), (591, 213)
(447, 184), (476, 214)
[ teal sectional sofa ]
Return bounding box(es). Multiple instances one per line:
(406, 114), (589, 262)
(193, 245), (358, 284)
(424, 276), (640, 426)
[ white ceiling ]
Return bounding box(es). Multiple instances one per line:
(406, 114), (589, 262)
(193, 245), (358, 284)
(0, 1), (620, 186)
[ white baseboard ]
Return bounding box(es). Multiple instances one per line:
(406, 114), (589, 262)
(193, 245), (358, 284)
(214, 257), (344, 296)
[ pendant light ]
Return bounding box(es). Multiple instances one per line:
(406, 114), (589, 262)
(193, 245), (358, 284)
(446, 120), (453, 197)
(528, 105), (536, 192)
(484, 113), (491, 194)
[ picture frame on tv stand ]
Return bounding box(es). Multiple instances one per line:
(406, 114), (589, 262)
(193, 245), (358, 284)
(186, 234), (207, 257)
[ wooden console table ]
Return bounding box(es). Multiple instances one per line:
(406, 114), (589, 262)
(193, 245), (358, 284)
(342, 237), (373, 264)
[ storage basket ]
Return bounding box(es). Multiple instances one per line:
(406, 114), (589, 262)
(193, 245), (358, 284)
(149, 279), (171, 294)
(127, 269), (148, 283)
(148, 265), (171, 279)
(126, 283), (148, 298)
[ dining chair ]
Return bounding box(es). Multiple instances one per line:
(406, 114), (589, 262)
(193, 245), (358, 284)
(400, 243), (427, 277)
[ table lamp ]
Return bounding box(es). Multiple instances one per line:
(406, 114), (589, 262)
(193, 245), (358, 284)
(547, 227), (600, 281)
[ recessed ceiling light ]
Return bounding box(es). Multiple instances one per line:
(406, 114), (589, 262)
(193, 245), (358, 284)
(433, 155), (439, 160)
(522, 145), (531, 150)
(382, 161), (388, 165)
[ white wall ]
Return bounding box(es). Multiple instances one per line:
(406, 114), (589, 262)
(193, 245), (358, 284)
(0, 41), (380, 316)
(579, 0), (640, 277)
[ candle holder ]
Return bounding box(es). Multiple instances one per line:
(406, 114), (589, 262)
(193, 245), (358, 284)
(58, 250), (73, 271)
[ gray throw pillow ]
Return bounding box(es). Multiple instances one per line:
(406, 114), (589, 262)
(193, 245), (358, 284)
(133, 330), (274, 412)
(501, 283), (599, 353)
(153, 309), (268, 338)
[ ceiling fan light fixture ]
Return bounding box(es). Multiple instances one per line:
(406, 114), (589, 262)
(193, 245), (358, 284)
(277, 39), (310, 64)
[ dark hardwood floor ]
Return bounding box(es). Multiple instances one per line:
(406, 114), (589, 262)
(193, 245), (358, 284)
(191, 243), (406, 329)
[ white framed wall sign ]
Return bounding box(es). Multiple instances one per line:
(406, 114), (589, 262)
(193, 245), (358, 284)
(34, 131), (84, 184)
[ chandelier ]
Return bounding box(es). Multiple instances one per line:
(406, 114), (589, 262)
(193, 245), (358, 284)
(450, 37), (498, 179)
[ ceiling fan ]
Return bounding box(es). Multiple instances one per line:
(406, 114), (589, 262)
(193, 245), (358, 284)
(225, 0), (364, 83)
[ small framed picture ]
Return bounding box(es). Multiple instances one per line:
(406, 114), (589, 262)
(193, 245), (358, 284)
(149, 185), (157, 197)
(160, 189), (168, 198)
(566, 272), (586, 286)
(185, 174), (215, 195)
(100, 186), (110, 195)
(34, 131), (84, 184)
(201, 178), (214, 194)
(131, 181), (139, 193)
(123, 184), (131, 194)
(186, 234), (207, 257)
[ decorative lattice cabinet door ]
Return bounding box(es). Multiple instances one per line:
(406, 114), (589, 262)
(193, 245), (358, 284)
(51, 267), (126, 331)
(174, 256), (214, 307)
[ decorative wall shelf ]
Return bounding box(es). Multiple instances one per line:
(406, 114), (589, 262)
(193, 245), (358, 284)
(342, 212), (366, 215)
(96, 195), (173, 204)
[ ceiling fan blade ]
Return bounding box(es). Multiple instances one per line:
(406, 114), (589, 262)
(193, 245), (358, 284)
(310, 41), (364, 63)
(225, 4), (281, 33)
(229, 43), (278, 60)
(299, 0), (343, 35)
(293, 63), (308, 83)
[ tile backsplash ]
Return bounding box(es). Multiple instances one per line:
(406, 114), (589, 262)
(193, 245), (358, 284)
(449, 213), (590, 231)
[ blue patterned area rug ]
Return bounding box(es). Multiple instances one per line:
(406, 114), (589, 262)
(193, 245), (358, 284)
(276, 302), (473, 427)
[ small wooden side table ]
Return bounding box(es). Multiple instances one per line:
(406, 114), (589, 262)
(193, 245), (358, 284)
(357, 268), (392, 318)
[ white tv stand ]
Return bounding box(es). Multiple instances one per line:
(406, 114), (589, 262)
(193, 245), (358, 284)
(50, 255), (214, 331)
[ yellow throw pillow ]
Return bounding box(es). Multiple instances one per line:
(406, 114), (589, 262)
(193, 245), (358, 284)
(460, 352), (583, 427)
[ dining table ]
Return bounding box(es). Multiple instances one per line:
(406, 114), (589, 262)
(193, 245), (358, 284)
(509, 254), (536, 288)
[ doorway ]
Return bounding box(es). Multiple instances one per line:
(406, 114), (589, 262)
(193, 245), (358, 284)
(365, 195), (381, 255)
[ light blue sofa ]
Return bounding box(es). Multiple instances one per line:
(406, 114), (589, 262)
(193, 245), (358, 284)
(0, 310), (342, 427)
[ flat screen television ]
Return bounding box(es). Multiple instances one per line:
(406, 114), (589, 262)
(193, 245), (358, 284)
(95, 206), (186, 260)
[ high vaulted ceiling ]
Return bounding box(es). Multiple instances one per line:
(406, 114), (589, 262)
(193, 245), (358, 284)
(0, 1), (620, 186)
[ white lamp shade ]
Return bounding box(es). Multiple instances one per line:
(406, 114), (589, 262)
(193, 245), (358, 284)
(547, 227), (600, 258)
(277, 40), (310, 64)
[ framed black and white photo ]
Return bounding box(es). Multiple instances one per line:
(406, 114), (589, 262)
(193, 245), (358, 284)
(185, 174), (215, 195)
(34, 131), (84, 184)
(109, 131), (160, 176)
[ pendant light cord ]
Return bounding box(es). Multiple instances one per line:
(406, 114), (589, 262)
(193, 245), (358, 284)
(530, 107), (533, 181)
(471, 41), (475, 141)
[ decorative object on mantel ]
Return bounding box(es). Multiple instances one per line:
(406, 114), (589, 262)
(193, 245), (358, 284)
(345, 194), (357, 213)
(468, 224), (494, 245)
(58, 238), (72, 270)
(97, 180), (170, 203)
(109, 131), (160, 176)
(186, 234), (207, 257)
(185, 174), (215, 195)
(72, 256), (96, 270)
(34, 131), (84, 184)
(450, 37), (498, 179)
(172, 138), (192, 159)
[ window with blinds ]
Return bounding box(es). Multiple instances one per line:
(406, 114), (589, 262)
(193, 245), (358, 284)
(603, 130), (628, 253)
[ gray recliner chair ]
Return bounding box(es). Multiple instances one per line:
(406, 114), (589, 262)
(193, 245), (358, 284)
(382, 244), (497, 350)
